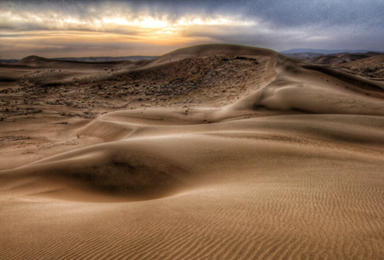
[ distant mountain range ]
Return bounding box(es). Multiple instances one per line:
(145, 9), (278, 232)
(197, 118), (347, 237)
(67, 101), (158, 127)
(0, 56), (157, 64)
(280, 48), (384, 54)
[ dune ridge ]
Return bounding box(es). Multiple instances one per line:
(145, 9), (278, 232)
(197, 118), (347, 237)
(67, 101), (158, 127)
(1, 44), (384, 259)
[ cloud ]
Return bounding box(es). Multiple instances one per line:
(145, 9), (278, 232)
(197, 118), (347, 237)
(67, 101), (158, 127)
(0, 0), (383, 58)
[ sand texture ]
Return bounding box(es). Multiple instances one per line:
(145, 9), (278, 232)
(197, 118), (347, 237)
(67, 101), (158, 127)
(1, 44), (384, 259)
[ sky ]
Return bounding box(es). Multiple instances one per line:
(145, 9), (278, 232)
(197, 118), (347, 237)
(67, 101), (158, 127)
(0, 0), (383, 59)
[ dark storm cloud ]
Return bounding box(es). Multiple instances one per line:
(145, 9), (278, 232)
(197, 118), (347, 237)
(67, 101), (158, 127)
(241, 0), (384, 28)
(4, 0), (383, 27)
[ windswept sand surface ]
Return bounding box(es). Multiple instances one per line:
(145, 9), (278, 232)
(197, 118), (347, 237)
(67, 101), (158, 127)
(1, 44), (384, 259)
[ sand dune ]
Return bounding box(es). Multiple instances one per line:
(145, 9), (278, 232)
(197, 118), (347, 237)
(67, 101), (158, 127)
(1, 44), (384, 259)
(339, 54), (384, 79)
(306, 52), (382, 65)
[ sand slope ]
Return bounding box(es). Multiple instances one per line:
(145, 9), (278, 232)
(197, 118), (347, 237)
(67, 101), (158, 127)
(1, 44), (384, 259)
(339, 54), (384, 79)
(306, 52), (382, 65)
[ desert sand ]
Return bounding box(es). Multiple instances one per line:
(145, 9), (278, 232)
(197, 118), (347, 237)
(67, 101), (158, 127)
(1, 44), (384, 259)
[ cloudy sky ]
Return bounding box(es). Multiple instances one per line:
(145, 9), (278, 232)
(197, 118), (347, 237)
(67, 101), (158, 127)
(1, 0), (383, 59)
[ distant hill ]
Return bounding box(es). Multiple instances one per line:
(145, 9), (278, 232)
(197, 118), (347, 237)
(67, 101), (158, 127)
(280, 48), (384, 54)
(283, 52), (324, 60)
(307, 52), (382, 66)
(53, 56), (157, 62)
(280, 50), (384, 79)
(339, 54), (384, 79)
(1, 56), (157, 64)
